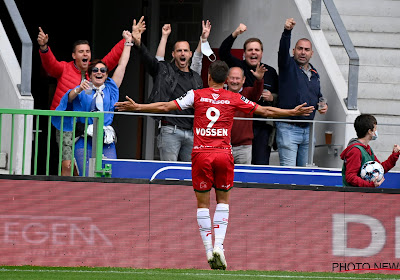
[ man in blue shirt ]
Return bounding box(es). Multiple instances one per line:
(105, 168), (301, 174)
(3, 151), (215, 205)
(277, 18), (328, 166)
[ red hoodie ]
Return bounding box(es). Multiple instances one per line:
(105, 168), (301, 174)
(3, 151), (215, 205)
(340, 139), (399, 187)
(39, 39), (125, 110)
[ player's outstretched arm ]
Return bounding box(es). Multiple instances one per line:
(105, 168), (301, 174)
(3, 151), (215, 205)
(115, 96), (178, 113)
(255, 102), (314, 118)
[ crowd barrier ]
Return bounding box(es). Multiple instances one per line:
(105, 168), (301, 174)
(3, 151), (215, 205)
(1, 109), (399, 188)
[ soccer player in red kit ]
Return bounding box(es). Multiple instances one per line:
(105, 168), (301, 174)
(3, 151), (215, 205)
(115, 60), (314, 270)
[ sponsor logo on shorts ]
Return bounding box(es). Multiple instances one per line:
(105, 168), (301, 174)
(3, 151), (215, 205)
(200, 181), (208, 189)
(221, 184), (231, 189)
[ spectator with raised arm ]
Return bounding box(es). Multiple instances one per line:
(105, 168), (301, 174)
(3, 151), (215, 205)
(54, 25), (139, 176)
(155, 21), (213, 75)
(37, 25), (126, 176)
(219, 23), (279, 165)
(276, 18), (328, 166)
(131, 18), (205, 162)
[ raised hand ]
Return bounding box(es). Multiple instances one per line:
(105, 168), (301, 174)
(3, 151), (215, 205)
(132, 16), (146, 45)
(393, 144), (400, 153)
(232, 23), (247, 38)
(250, 62), (267, 80)
(115, 96), (138, 111)
(37, 27), (49, 49)
(77, 79), (92, 93)
(201, 20), (211, 41)
(293, 102), (314, 116)
(284, 18), (296, 30)
(162, 24), (171, 37)
(122, 30), (133, 42)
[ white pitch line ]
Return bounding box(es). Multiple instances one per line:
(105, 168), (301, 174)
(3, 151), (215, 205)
(0, 268), (398, 279)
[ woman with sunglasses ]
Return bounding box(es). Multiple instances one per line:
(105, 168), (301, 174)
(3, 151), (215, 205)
(55, 25), (141, 176)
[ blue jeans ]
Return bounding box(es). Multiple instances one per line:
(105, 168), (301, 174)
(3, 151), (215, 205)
(75, 137), (117, 176)
(157, 125), (193, 162)
(276, 122), (309, 167)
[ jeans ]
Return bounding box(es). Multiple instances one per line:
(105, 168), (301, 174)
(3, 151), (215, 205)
(74, 137), (117, 176)
(276, 122), (309, 167)
(157, 125), (193, 162)
(232, 145), (252, 164)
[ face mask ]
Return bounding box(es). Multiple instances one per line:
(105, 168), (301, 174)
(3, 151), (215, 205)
(201, 41), (216, 62)
(371, 130), (378, 141)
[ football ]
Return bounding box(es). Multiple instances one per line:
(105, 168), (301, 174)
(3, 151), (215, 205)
(360, 161), (384, 182)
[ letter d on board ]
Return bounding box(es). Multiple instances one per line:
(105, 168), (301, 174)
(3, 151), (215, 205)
(332, 214), (385, 257)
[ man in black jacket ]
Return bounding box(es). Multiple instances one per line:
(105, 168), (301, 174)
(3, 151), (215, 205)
(132, 19), (203, 162)
(219, 23), (279, 165)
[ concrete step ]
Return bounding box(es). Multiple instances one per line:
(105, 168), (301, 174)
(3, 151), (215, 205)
(330, 46), (400, 67)
(373, 115), (400, 131)
(338, 64), (400, 84)
(357, 82), (400, 100)
(321, 15), (400, 33)
(325, 30), (400, 49)
(318, 0), (400, 171)
(358, 99), (400, 116)
(321, 0), (400, 17)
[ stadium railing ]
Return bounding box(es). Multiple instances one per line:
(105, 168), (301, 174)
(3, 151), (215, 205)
(309, 0), (360, 110)
(0, 108), (107, 177)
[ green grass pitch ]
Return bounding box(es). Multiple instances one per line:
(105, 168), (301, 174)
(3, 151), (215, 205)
(1, 266), (400, 280)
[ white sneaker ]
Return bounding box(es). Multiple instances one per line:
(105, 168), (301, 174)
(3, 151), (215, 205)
(213, 247), (227, 270)
(206, 251), (216, 269)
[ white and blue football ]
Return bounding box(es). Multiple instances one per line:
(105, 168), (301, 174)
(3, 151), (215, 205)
(360, 161), (384, 182)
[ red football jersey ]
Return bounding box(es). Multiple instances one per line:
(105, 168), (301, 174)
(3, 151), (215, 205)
(174, 88), (258, 152)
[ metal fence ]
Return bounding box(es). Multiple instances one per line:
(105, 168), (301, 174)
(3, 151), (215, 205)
(1, 108), (399, 177)
(0, 108), (107, 177)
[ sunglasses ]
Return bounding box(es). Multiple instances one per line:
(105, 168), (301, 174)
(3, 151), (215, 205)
(92, 67), (107, 73)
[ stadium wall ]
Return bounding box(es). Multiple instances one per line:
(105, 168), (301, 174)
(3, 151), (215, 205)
(1, 176), (400, 273)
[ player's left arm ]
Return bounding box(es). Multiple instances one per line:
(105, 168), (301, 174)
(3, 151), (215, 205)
(115, 96), (178, 113)
(254, 102), (314, 118)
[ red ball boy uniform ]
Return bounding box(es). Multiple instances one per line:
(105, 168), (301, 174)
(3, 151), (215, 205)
(174, 88), (258, 192)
